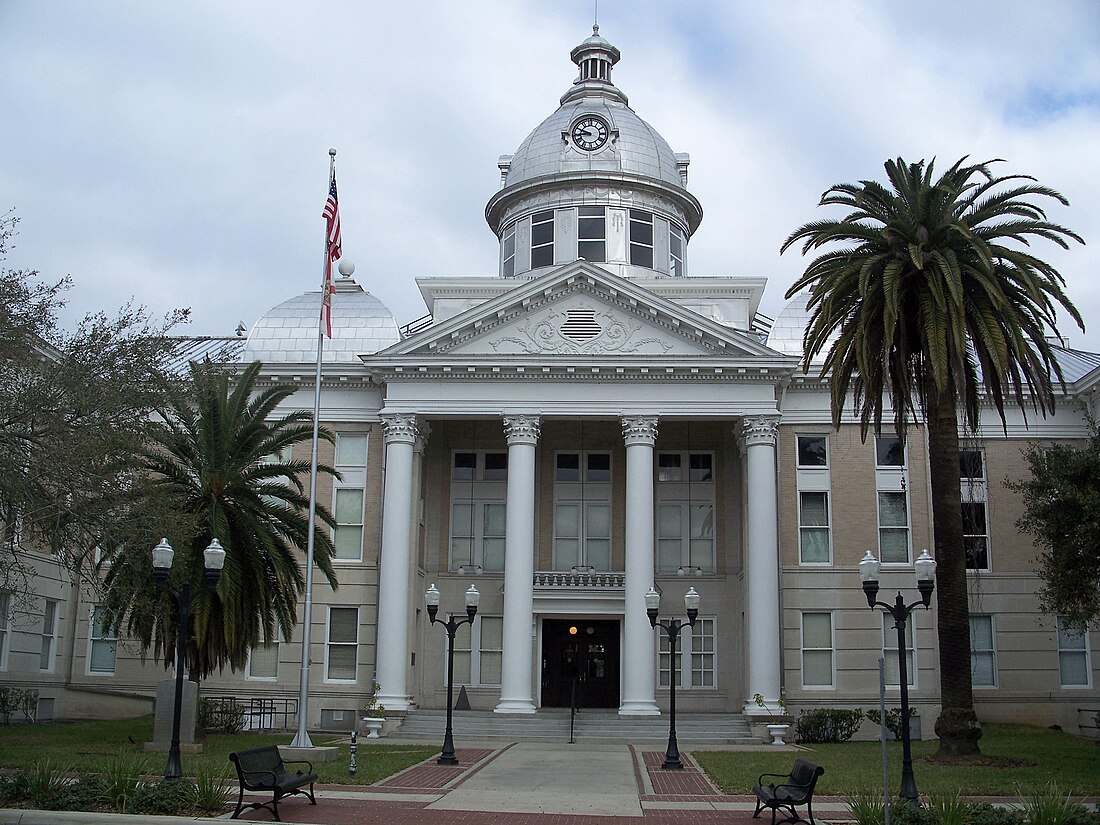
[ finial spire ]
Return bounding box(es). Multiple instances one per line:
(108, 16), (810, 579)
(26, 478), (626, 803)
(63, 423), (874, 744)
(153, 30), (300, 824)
(593, 0), (598, 33)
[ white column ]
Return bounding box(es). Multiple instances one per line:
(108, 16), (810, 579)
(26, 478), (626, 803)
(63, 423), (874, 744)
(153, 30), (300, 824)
(495, 414), (540, 714)
(740, 416), (782, 715)
(620, 415), (660, 716)
(374, 414), (420, 712)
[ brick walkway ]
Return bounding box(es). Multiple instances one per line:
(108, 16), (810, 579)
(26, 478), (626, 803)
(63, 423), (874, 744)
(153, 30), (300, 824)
(236, 746), (795, 823)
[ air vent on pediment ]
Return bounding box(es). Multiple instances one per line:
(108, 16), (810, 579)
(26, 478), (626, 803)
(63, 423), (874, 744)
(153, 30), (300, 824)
(560, 308), (601, 341)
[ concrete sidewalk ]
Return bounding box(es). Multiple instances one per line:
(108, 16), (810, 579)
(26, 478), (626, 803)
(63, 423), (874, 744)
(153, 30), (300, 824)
(0, 743), (856, 825)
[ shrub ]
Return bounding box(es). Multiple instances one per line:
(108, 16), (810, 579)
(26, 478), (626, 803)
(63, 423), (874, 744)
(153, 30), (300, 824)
(197, 698), (245, 734)
(129, 779), (194, 816)
(929, 790), (969, 825)
(865, 707), (916, 740)
(101, 751), (150, 812)
(52, 775), (106, 812)
(0, 771), (30, 805)
(22, 759), (69, 809)
(191, 766), (234, 815)
(1018, 783), (1100, 825)
(845, 787), (885, 825)
(965, 802), (1026, 825)
(796, 708), (864, 743)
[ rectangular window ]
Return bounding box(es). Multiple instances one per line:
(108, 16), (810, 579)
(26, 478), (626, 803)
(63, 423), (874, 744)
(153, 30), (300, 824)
(878, 491), (910, 563)
(482, 503), (506, 571)
(453, 452), (477, 481)
(801, 612), (834, 688)
(960, 448), (990, 570)
(577, 206), (606, 263)
(629, 210), (654, 268)
(797, 435), (828, 468)
(659, 617), (716, 688)
(502, 222), (516, 277)
(0, 592), (10, 671)
(530, 210), (554, 268)
(1057, 616), (1091, 687)
(669, 223), (684, 277)
(882, 614), (915, 687)
(333, 488), (365, 561)
(449, 450), (508, 572)
(88, 606), (117, 675)
(658, 453), (682, 482)
(336, 433), (368, 466)
(248, 631), (280, 680)
(969, 615), (996, 687)
(876, 436), (905, 467)
(553, 452), (613, 571)
(799, 491), (831, 564)
(656, 452), (715, 573)
(479, 617), (503, 685)
(452, 619), (472, 685)
(326, 607), (358, 682)
(40, 599), (58, 672)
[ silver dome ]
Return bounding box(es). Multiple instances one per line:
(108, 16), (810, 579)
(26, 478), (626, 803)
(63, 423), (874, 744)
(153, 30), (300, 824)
(243, 275), (401, 364)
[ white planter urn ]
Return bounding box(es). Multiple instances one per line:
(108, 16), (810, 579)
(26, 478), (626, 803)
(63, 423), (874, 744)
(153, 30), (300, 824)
(766, 723), (790, 746)
(362, 717), (384, 739)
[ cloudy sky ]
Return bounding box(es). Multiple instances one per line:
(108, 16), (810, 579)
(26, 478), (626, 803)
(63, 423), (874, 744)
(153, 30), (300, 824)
(3, 1), (1100, 350)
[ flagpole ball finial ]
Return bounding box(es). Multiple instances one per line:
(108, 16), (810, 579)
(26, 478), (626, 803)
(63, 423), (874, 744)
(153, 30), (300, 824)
(329, 148), (337, 157)
(338, 259), (355, 278)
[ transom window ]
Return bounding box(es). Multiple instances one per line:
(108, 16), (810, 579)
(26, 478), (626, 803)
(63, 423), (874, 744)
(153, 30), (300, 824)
(876, 436), (905, 467)
(531, 210), (554, 268)
(336, 433), (368, 466)
(629, 210), (654, 268)
(577, 206), (606, 263)
(797, 435), (828, 468)
(453, 451), (508, 481)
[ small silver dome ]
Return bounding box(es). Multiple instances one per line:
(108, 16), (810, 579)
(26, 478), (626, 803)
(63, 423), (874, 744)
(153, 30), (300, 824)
(243, 275), (401, 364)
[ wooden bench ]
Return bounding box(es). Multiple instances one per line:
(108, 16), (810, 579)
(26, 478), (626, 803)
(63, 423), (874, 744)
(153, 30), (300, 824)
(752, 758), (825, 825)
(228, 745), (318, 821)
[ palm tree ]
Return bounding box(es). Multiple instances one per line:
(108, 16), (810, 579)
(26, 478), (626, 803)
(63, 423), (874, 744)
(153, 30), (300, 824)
(103, 359), (340, 678)
(781, 156), (1084, 756)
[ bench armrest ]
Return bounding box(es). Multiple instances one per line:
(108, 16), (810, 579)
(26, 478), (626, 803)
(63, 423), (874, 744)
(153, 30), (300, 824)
(756, 771), (793, 786)
(238, 768), (278, 785)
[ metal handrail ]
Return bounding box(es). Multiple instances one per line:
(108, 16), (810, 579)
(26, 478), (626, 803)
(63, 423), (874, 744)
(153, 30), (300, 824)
(569, 678), (578, 744)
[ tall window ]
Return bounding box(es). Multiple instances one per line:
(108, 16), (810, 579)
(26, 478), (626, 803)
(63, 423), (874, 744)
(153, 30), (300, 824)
(629, 210), (653, 268)
(326, 607), (358, 682)
(248, 630), (279, 680)
(969, 615), (996, 687)
(796, 435), (831, 564)
(1057, 616), (1091, 687)
(88, 606), (117, 675)
(40, 599), (58, 672)
(875, 435), (909, 564)
(450, 451), (508, 572)
(656, 452), (715, 573)
(882, 614), (915, 687)
(0, 593), (10, 671)
(502, 222), (516, 277)
(530, 210), (554, 268)
(960, 449), (989, 570)
(554, 452), (612, 571)
(448, 616), (502, 686)
(577, 206), (606, 263)
(659, 617), (715, 689)
(669, 223), (685, 276)
(801, 612), (834, 688)
(333, 488), (365, 561)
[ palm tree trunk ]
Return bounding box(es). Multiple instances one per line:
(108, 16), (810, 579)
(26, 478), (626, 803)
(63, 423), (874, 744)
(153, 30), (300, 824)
(926, 390), (983, 755)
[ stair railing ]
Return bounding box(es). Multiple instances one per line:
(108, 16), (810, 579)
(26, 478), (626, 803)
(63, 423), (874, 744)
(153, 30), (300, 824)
(569, 678), (579, 744)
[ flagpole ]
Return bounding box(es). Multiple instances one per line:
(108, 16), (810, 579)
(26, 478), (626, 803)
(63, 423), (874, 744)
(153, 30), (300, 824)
(291, 147), (337, 749)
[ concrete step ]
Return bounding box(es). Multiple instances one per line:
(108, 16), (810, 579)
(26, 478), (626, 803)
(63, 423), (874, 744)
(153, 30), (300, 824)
(389, 710), (759, 745)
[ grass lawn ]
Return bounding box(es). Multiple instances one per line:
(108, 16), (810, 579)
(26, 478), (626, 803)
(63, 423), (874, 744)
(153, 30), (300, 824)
(0, 716), (434, 786)
(693, 724), (1100, 797)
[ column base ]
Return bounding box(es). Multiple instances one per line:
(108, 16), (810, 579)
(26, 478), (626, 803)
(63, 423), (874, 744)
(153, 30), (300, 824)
(494, 700), (537, 714)
(618, 700), (661, 716)
(376, 694), (412, 712)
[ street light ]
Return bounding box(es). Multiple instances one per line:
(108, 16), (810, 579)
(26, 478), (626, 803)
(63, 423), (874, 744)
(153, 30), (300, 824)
(151, 537), (226, 782)
(858, 548), (936, 804)
(425, 583), (480, 766)
(645, 586), (700, 770)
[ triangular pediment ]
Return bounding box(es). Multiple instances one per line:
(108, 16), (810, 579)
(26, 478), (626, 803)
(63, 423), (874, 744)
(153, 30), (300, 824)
(372, 262), (784, 363)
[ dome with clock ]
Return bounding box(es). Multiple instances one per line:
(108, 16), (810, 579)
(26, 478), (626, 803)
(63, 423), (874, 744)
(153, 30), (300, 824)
(486, 26), (703, 282)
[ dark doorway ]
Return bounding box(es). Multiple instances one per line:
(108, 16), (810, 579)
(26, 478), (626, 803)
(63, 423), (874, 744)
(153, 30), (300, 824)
(541, 619), (620, 708)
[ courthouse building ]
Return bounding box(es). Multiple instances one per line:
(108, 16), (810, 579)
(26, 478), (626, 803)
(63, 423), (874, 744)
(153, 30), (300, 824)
(3, 28), (1098, 737)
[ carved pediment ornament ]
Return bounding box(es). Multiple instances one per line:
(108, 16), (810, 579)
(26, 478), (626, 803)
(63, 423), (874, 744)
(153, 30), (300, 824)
(489, 305), (673, 356)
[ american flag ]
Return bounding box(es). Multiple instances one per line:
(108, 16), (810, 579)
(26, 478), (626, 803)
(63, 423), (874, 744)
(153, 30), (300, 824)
(321, 172), (341, 337)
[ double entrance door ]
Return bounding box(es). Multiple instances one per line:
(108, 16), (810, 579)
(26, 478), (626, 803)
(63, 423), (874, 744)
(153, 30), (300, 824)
(541, 619), (620, 709)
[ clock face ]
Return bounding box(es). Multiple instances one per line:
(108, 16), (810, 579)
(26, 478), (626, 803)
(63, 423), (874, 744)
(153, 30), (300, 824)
(570, 116), (610, 151)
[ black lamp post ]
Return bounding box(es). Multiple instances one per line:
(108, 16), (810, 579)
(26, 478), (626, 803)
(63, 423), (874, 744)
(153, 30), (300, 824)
(645, 586), (700, 770)
(858, 548), (937, 804)
(151, 537), (226, 782)
(425, 583), (480, 766)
